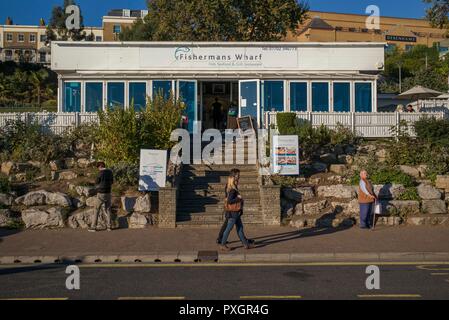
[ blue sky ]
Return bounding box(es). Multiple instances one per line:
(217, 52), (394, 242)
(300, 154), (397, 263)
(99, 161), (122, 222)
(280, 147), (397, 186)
(0, 0), (431, 27)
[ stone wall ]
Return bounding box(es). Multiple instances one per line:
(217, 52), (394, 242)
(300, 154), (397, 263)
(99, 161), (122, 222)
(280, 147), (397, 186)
(158, 187), (177, 229)
(260, 185), (281, 226)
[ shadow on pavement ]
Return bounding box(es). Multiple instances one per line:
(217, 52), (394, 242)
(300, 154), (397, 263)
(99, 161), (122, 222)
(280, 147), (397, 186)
(0, 264), (64, 276)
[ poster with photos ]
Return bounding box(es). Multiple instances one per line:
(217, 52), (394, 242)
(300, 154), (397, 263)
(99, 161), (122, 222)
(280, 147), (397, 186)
(272, 135), (299, 175)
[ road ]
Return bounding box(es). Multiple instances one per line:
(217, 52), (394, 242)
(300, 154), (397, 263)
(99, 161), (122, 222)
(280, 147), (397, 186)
(0, 262), (448, 300)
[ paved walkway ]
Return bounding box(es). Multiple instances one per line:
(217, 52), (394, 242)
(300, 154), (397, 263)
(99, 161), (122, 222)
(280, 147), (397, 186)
(1, 225), (448, 256)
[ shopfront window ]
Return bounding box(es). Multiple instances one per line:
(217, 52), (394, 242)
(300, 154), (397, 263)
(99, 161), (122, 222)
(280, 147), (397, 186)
(355, 83), (372, 112)
(85, 82), (103, 112)
(290, 82), (307, 112)
(312, 82), (329, 112)
(263, 81), (284, 112)
(64, 82), (81, 112)
(129, 82), (147, 111)
(153, 80), (172, 100)
(333, 82), (351, 112)
(107, 82), (125, 109)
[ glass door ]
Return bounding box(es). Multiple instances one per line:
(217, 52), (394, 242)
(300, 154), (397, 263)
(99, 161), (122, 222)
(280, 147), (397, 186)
(239, 80), (260, 127)
(177, 80), (198, 133)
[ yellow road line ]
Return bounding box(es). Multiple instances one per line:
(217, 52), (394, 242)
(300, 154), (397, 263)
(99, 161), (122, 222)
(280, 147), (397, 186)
(1, 262), (449, 269)
(240, 295), (302, 300)
(118, 296), (185, 300)
(417, 265), (449, 271)
(430, 273), (449, 276)
(358, 294), (421, 299)
(0, 298), (68, 301)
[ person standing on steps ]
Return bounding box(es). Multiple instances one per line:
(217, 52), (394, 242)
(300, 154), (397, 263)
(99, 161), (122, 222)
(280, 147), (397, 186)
(358, 170), (377, 230)
(216, 169), (254, 245)
(89, 161), (114, 232)
(219, 168), (255, 251)
(212, 98), (222, 129)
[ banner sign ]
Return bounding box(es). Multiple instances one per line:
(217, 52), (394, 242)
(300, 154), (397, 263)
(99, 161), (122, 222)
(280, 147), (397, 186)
(272, 135), (300, 175)
(139, 149), (167, 191)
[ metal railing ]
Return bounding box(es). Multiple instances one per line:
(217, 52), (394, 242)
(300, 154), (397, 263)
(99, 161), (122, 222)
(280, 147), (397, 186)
(264, 111), (449, 138)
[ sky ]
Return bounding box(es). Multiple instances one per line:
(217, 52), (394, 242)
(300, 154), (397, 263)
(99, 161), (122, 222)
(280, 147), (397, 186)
(0, 0), (432, 27)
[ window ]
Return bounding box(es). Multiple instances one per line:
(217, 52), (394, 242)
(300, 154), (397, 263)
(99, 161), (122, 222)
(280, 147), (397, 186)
(40, 34), (46, 42)
(405, 45), (415, 52)
(18, 34), (24, 42)
(30, 34), (36, 42)
(290, 82), (307, 112)
(153, 80), (172, 100)
(6, 33), (13, 42)
(85, 82), (103, 112)
(355, 83), (372, 112)
(95, 36), (102, 42)
(312, 82), (329, 112)
(129, 82), (147, 111)
(39, 52), (46, 63)
(385, 43), (397, 53)
(64, 82), (81, 112)
(5, 50), (13, 60)
(335, 26), (343, 31)
(113, 25), (121, 34)
(107, 82), (125, 109)
(263, 81), (284, 112)
(333, 82), (351, 112)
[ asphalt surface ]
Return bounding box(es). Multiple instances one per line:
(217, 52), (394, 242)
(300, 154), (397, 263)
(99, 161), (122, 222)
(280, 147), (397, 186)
(0, 263), (448, 300)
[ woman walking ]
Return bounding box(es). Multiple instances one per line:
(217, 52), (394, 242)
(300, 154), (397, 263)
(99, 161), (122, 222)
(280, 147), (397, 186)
(358, 170), (377, 229)
(219, 169), (255, 251)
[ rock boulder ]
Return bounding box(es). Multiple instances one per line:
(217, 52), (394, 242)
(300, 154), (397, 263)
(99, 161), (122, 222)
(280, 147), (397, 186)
(21, 207), (65, 229)
(316, 185), (356, 199)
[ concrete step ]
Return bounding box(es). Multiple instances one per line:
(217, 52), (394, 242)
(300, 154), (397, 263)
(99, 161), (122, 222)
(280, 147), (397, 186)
(177, 205), (262, 214)
(180, 182), (260, 190)
(178, 198), (261, 206)
(182, 170), (258, 178)
(181, 176), (259, 184)
(183, 164), (258, 172)
(178, 190), (261, 200)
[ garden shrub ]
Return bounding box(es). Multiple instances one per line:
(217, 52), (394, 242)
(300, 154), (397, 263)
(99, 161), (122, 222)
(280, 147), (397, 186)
(276, 113), (297, 135)
(414, 116), (449, 147)
(396, 187), (420, 201)
(0, 174), (10, 193)
(111, 162), (139, 189)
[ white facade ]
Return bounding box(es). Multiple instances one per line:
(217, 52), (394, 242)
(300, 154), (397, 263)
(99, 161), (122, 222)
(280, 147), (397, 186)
(51, 41), (385, 128)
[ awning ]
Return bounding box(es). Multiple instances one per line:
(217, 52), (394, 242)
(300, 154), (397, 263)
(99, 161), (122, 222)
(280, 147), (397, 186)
(397, 85), (442, 100)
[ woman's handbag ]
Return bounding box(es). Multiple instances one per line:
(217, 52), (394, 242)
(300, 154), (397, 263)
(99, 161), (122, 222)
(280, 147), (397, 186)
(224, 199), (242, 212)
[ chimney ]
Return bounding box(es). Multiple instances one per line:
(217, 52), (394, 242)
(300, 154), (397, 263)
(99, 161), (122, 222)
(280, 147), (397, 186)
(5, 17), (13, 25)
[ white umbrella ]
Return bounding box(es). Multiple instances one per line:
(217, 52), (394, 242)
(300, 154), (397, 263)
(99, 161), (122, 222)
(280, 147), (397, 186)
(397, 85), (442, 101)
(436, 93), (449, 99)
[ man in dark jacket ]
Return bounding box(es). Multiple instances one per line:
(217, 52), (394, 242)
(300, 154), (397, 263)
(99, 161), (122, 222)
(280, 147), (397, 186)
(89, 161), (114, 232)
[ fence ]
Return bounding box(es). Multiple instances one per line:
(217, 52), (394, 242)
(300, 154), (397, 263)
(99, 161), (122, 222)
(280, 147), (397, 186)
(0, 112), (99, 135)
(0, 111), (448, 138)
(264, 111), (449, 138)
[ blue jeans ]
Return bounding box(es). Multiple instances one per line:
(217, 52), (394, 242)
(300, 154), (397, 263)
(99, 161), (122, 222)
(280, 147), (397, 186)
(221, 216), (248, 247)
(359, 203), (374, 228)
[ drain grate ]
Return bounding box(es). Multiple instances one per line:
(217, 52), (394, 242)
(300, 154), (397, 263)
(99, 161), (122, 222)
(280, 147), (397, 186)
(197, 251), (218, 263)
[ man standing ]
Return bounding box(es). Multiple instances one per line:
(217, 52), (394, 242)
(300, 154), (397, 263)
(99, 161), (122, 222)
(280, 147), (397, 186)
(89, 161), (114, 232)
(358, 170), (377, 229)
(212, 98), (222, 129)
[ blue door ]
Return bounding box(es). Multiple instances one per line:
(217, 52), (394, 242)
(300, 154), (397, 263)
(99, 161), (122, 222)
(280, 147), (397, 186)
(177, 80), (197, 133)
(239, 80), (260, 127)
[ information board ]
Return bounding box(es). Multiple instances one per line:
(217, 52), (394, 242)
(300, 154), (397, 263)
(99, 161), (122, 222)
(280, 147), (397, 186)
(272, 135), (300, 175)
(139, 149), (167, 191)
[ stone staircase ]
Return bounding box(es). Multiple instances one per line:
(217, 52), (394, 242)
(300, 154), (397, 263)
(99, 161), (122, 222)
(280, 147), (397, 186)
(176, 141), (263, 228)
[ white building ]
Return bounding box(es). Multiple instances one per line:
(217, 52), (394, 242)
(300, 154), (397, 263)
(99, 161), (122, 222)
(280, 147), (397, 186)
(51, 41), (385, 130)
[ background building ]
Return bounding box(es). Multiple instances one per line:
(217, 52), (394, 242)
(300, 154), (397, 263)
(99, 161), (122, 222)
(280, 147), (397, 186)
(288, 11), (449, 53)
(102, 9), (148, 41)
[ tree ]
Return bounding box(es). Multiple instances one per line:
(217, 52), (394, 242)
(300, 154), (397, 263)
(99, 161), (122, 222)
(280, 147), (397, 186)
(424, 0), (449, 30)
(46, 0), (86, 42)
(28, 69), (53, 105)
(120, 0), (309, 41)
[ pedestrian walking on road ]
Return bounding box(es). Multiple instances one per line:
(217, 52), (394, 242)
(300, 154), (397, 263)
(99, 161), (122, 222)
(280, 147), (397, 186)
(219, 169), (255, 251)
(216, 169), (254, 245)
(358, 170), (377, 229)
(89, 161), (114, 232)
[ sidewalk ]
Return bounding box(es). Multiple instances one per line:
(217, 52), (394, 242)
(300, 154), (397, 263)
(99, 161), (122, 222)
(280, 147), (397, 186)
(1, 225), (449, 263)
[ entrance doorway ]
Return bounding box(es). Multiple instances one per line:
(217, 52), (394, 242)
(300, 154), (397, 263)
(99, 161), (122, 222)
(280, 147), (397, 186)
(200, 81), (238, 130)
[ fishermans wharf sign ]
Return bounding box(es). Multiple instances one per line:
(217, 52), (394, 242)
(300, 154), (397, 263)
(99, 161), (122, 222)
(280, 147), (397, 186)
(170, 45), (299, 68)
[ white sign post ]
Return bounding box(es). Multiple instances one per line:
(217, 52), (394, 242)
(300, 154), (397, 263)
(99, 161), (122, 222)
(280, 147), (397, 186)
(272, 135), (300, 175)
(139, 149), (167, 191)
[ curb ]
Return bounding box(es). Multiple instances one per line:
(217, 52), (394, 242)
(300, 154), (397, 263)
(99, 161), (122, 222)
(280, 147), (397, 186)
(1, 252), (449, 265)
